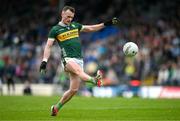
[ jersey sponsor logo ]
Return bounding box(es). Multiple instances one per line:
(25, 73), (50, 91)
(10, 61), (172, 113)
(57, 29), (79, 41)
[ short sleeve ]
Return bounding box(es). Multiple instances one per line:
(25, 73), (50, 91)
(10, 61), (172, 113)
(48, 27), (57, 39)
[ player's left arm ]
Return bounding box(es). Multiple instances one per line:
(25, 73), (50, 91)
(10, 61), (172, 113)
(81, 23), (105, 32)
(81, 17), (120, 32)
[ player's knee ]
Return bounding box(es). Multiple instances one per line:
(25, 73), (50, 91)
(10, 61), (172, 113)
(69, 88), (78, 95)
(74, 69), (82, 76)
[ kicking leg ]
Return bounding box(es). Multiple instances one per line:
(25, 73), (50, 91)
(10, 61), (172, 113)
(65, 61), (102, 86)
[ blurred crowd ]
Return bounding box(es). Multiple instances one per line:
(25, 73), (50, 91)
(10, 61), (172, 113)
(0, 0), (179, 91)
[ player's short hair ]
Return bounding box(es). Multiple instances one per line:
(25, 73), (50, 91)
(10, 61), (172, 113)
(62, 6), (75, 13)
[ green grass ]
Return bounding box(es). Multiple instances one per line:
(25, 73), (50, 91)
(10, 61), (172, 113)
(0, 96), (180, 121)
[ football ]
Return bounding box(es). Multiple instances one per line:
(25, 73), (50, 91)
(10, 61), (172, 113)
(123, 42), (138, 57)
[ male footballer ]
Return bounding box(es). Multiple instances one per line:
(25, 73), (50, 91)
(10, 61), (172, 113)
(40, 6), (120, 116)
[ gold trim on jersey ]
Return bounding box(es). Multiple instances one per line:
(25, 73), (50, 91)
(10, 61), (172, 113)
(57, 29), (79, 41)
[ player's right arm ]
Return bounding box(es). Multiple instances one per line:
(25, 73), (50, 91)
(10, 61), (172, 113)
(40, 27), (56, 74)
(42, 39), (54, 62)
(39, 39), (54, 74)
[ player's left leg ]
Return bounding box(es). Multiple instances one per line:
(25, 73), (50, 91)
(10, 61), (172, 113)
(51, 72), (80, 116)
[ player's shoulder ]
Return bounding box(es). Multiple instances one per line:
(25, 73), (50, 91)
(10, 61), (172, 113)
(71, 22), (83, 30)
(71, 21), (80, 24)
(71, 22), (82, 27)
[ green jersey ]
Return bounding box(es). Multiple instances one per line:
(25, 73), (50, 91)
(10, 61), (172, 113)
(48, 22), (83, 59)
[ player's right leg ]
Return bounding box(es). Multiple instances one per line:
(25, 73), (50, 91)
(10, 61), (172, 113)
(51, 72), (81, 116)
(65, 61), (103, 87)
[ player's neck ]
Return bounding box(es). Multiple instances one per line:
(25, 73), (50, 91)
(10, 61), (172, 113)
(59, 21), (69, 27)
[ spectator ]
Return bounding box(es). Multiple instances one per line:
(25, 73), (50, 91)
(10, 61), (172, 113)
(0, 0), (179, 87)
(23, 80), (32, 95)
(0, 78), (3, 95)
(4, 59), (16, 95)
(157, 64), (169, 85)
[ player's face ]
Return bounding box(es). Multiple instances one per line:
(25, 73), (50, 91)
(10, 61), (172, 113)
(61, 10), (74, 25)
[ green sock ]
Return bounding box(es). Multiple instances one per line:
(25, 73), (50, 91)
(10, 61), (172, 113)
(56, 102), (63, 111)
(86, 77), (96, 84)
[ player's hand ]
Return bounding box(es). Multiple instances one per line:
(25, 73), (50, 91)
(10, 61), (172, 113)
(39, 61), (47, 75)
(104, 17), (120, 26)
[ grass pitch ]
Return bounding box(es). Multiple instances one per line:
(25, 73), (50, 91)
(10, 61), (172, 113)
(0, 96), (180, 121)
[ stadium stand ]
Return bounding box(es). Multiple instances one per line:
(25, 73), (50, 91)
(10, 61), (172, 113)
(0, 0), (179, 89)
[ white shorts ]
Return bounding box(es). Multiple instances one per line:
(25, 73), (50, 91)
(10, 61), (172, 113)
(61, 57), (84, 70)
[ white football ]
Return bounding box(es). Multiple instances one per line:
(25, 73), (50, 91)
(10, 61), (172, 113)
(123, 42), (138, 57)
